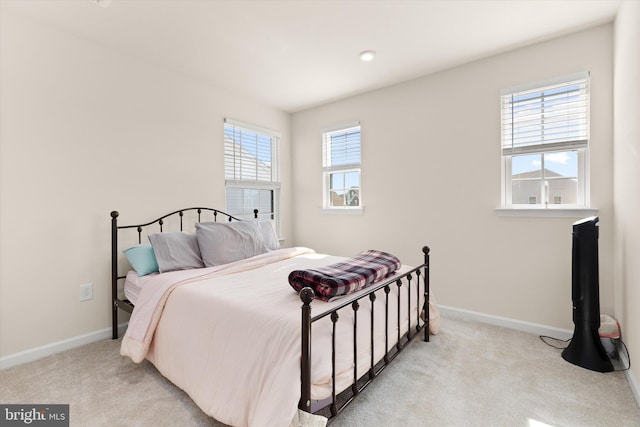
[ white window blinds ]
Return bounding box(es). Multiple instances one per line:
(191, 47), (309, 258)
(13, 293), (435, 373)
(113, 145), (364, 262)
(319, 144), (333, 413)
(224, 119), (279, 182)
(322, 125), (361, 169)
(501, 72), (589, 156)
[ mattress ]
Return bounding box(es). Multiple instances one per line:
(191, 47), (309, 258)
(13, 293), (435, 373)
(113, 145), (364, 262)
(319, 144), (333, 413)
(123, 270), (158, 304)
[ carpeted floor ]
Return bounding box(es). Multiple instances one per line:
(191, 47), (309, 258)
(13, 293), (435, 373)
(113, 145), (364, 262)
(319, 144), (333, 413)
(1, 315), (638, 426)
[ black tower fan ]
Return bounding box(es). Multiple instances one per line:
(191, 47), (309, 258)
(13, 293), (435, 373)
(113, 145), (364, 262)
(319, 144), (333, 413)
(561, 216), (613, 372)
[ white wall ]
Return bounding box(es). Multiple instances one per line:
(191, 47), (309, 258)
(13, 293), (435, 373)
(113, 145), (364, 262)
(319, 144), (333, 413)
(1, 5), (629, 377)
(291, 25), (613, 330)
(613, 0), (640, 398)
(0, 10), (291, 358)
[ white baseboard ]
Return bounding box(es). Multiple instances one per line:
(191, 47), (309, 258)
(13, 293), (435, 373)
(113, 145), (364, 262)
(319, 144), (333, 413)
(620, 340), (640, 407)
(626, 369), (640, 408)
(0, 323), (128, 370)
(440, 305), (640, 408)
(438, 305), (574, 340)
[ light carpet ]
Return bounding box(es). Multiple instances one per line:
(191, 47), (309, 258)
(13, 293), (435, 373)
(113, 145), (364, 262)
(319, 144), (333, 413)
(1, 315), (638, 426)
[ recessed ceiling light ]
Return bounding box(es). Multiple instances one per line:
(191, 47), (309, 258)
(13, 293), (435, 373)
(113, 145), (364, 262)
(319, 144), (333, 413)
(92, 0), (112, 8)
(359, 50), (376, 62)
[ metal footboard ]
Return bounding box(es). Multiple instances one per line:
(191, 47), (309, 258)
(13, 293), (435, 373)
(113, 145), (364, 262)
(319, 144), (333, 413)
(299, 246), (430, 419)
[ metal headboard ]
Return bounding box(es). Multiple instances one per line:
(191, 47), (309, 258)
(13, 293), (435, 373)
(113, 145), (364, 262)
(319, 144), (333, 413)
(110, 207), (258, 339)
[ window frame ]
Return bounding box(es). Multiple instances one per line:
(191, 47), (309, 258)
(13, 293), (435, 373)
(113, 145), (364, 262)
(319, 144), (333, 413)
(502, 148), (589, 207)
(499, 72), (593, 216)
(223, 118), (281, 226)
(321, 122), (363, 213)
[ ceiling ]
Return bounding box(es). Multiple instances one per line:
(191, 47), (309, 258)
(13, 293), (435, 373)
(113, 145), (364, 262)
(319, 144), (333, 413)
(1, 0), (621, 113)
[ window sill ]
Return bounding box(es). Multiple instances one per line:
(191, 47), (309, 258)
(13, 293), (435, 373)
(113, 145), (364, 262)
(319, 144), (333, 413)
(321, 207), (364, 215)
(495, 207), (598, 218)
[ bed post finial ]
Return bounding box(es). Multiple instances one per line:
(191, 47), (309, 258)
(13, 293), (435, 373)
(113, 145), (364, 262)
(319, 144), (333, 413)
(299, 287), (314, 412)
(253, 209), (259, 219)
(300, 287), (314, 305)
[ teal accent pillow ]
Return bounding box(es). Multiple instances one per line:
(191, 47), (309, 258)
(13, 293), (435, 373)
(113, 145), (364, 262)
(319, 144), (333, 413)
(123, 244), (159, 276)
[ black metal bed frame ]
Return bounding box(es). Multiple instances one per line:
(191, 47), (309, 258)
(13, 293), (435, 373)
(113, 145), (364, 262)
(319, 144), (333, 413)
(110, 207), (430, 422)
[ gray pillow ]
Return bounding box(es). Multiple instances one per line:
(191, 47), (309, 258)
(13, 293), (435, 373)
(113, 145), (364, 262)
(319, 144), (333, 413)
(148, 232), (204, 273)
(196, 221), (268, 267)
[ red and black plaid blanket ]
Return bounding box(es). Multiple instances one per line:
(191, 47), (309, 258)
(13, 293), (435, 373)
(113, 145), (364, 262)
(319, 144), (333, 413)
(288, 250), (401, 302)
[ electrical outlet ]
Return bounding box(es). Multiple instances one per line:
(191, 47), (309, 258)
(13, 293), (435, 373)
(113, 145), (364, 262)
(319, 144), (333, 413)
(80, 283), (93, 302)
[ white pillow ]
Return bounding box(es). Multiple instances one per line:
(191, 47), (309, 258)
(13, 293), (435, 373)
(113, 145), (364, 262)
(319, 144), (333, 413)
(258, 220), (279, 250)
(195, 221), (268, 267)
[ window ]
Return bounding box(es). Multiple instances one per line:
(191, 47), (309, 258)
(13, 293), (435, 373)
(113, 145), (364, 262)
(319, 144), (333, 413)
(322, 123), (361, 210)
(224, 119), (280, 223)
(500, 72), (590, 209)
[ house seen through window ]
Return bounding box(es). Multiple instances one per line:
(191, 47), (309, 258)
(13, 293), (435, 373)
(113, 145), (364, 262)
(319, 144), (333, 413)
(500, 72), (590, 208)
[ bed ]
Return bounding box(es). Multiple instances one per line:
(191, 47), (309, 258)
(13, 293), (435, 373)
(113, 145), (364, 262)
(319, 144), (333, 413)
(111, 207), (439, 427)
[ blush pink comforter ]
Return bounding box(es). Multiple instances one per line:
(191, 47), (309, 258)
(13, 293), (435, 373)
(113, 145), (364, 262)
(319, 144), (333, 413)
(121, 247), (439, 427)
